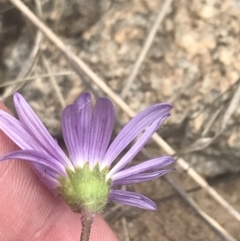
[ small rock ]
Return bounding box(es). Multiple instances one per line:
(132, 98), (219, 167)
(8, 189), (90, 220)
(228, 132), (240, 149)
(114, 26), (144, 43)
(200, 5), (216, 19)
(219, 48), (233, 65)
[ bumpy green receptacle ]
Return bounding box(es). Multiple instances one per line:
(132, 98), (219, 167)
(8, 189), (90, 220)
(58, 164), (111, 213)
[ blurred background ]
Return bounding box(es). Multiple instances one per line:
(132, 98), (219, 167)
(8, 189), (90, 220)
(0, 0), (240, 240)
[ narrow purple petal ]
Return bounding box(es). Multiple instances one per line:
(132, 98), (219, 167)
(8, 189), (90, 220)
(75, 92), (92, 106)
(61, 93), (92, 167)
(42, 176), (59, 191)
(0, 150), (66, 176)
(76, 92), (92, 164)
(34, 170), (59, 191)
(112, 169), (172, 185)
(13, 93), (73, 169)
(32, 163), (56, 178)
(88, 98), (115, 167)
(110, 156), (174, 180)
(107, 117), (169, 177)
(0, 110), (39, 150)
(102, 103), (172, 168)
(61, 104), (80, 165)
(109, 189), (157, 210)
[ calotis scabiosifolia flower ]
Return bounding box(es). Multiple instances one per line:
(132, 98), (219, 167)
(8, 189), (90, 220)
(0, 92), (173, 240)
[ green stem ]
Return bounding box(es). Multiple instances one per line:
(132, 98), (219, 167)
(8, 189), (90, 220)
(80, 211), (95, 241)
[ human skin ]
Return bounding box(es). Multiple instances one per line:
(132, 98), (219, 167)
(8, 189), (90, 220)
(0, 102), (118, 241)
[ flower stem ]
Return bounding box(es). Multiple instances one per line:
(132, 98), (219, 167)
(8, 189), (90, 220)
(80, 211), (95, 241)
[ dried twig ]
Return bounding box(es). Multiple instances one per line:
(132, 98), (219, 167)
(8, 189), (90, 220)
(0, 72), (75, 88)
(121, 217), (130, 241)
(36, 0), (66, 109)
(9, 0), (240, 224)
(221, 81), (240, 131)
(41, 54), (66, 109)
(120, 186), (130, 241)
(201, 107), (223, 137)
(120, 0), (174, 99)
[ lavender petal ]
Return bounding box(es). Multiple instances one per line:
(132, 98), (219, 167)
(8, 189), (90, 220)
(0, 150), (66, 176)
(76, 92), (92, 164)
(13, 93), (73, 169)
(110, 156), (174, 180)
(88, 98), (114, 167)
(34, 170), (60, 191)
(109, 189), (157, 210)
(112, 169), (173, 185)
(62, 93), (93, 167)
(102, 103), (172, 168)
(0, 110), (39, 150)
(61, 104), (81, 166)
(107, 117), (170, 177)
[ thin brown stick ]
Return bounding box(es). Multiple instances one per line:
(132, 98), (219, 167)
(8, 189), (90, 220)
(120, 186), (130, 241)
(120, 0), (174, 99)
(201, 107), (222, 137)
(121, 217), (130, 241)
(41, 54), (66, 109)
(9, 0), (240, 223)
(221, 81), (240, 131)
(0, 72), (75, 88)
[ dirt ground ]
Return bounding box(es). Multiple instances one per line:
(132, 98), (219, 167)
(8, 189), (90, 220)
(0, 0), (240, 240)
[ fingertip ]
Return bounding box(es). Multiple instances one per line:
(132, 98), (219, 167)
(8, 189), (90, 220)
(0, 100), (17, 153)
(0, 101), (11, 113)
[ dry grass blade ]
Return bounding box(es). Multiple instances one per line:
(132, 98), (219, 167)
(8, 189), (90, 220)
(9, 0), (240, 224)
(221, 81), (240, 131)
(121, 217), (130, 241)
(178, 137), (216, 154)
(41, 54), (66, 109)
(120, 0), (174, 99)
(0, 72), (75, 88)
(202, 107), (223, 137)
(37, 0), (66, 110)
(0, 4), (15, 13)
(120, 186), (130, 241)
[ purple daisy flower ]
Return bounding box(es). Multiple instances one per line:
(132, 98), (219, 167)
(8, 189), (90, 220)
(0, 92), (173, 213)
